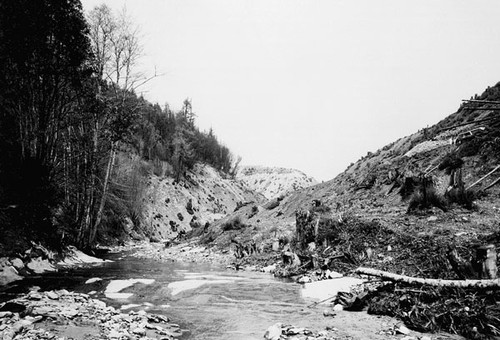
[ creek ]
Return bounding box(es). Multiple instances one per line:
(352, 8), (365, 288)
(1, 251), (339, 340)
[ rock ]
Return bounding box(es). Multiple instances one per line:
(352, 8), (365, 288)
(26, 257), (56, 274)
(297, 275), (311, 283)
(28, 292), (43, 300)
(10, 258), (24, 270)
(0, 311), (13, 318)
(32, 306), (53, 316)
(323, 309), (335, 317)
(132, 327), (146, 336)
(326, 270), (343, 279)
(61, 307), (79, 318)
(264, 323), (283, 340)
(420, 336), (432, 340)
(0, 265), (22, 285)
(46, 291), (59, 300)
(108, 329), (123, 339)
(333, 304), (344, 311)
(427, 216), (438, 222)
(85, 277), (102, 284)
(396, 324), (411, 335)
(285, 327), (305, 335)
(261, 264), (276, 273)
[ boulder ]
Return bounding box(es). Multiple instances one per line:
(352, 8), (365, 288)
(264, 323), (283, 340)
(0, 265), (22, 285)
(26, 257), (56, 274)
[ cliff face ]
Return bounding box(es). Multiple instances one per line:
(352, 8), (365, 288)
(142, 163), (265, 241)
(236, 166), (317, 199)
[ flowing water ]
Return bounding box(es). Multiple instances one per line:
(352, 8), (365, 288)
(1, 252), (340, 340)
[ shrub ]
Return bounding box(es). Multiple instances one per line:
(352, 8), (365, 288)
(446, 187), (476, 210)
(438, 153), (464, 174)
(407, 189), (448, 213)
(221, 216), (247, 231)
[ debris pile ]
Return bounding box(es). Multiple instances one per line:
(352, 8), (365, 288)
(366, 283), (500, 339)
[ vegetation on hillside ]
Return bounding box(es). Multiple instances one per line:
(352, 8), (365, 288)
(0, 1), (235, 253)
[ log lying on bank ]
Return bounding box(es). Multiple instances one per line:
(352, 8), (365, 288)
(355, 267), (500, 288)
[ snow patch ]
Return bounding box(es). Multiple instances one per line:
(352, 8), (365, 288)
(59, 246), (112, 266)
(301, 277), (365, 302)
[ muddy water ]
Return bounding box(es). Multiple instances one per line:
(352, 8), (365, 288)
(2, 252), (337, 340)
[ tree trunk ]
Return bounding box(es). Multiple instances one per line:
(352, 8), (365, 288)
(89, 142), (116, 246)
(355, 267), (500, 288)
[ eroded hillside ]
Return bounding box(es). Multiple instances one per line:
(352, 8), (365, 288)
(201, 83), (500, 280)
(142, 163), (265, 241)
(236, 166), (317, 199)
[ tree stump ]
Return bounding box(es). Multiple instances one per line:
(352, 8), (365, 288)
(476, 245), (498, 279)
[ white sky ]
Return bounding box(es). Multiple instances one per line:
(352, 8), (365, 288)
(81, 0), (500, 181)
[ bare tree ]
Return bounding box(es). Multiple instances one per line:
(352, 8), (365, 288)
(87, 4), (143, 91)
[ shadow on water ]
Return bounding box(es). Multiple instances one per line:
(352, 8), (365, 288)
(0, 252), (324, 340)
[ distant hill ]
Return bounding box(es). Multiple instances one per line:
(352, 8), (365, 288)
(236, 166), (317, 199)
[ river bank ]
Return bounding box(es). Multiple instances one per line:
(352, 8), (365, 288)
(0, 241), (465, 340)
(122, 240), (464, 340)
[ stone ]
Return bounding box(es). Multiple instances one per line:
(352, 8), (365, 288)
(0, 311), (13, 318)
(420, 336), (432, 340)
(132, 327), (146, 336)
(10, 258), (24, 270)
(323, 309), (335, 317)
(285, 327), (305, 335)
(61, 308), (79, 318)
(264, 323), (283, 340)
(26, 257), (56, 274)
(297, 275), (311, 283)
(108, 329), (123, 339)
(262, 264), (276, 273)
(28, 292), (43, 300)
(333, 304), (344, 311)
(32, 306), (53, 316)
(326, 270), (343, 279)
(85, 277), (102, 284)
(427, 216), (438, 222)
(46, 291), (59, 300)
(0, 266), (22, 285)
(396, 324), (411, 335)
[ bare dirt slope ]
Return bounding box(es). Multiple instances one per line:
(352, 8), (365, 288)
(143, 163), (265, 241)
(237, 165), (317, 199)
(202, 84), (500, 279)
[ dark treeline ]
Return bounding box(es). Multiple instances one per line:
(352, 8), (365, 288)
(0, 0), (234, 252)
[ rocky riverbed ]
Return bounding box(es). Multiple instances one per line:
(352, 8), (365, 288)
(0, 288), (181, 340)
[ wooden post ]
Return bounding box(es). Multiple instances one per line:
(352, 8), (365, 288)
(476, 245), (498, 279)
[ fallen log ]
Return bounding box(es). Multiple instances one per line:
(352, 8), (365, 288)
(355, 267), (500, 288)
(484, 175), (500, 191)
(466, 165), (500, 190)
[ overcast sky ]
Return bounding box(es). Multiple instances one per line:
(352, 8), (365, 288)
(81, 0), (500, 181)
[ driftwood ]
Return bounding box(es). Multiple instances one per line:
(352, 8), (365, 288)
(466, 165), (500, 190)
(355, 267), (500, 288)
(484, 176), (500, 191)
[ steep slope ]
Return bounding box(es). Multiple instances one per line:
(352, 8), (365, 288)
(236, 166), (317, 199)
(202, 82), (500, 278)
(142, 163), (265, 241)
